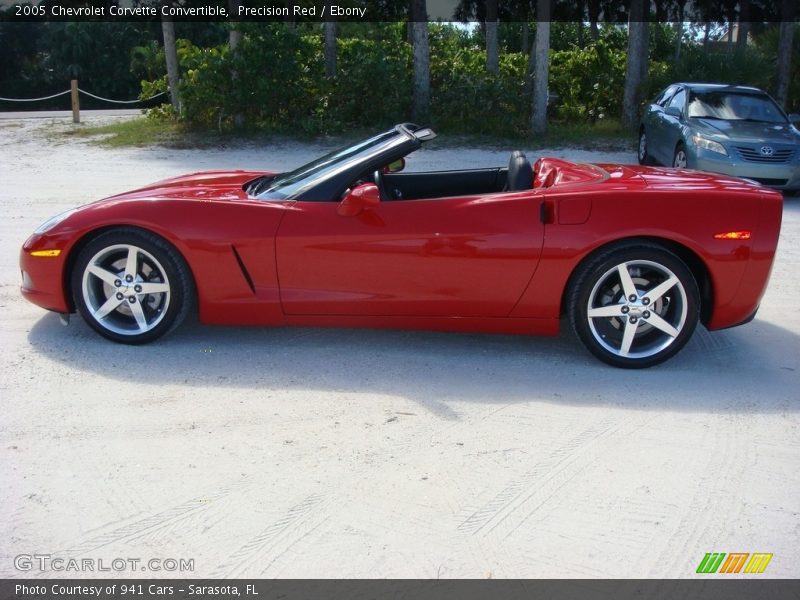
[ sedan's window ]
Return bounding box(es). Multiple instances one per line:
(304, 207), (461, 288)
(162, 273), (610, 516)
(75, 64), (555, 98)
(667, 89), (686, 113)
(654, 85), (678, 107)
(687, 91), (787, 123)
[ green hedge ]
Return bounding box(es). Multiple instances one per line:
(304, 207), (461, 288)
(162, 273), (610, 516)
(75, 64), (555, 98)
(143, 23), (790, 135)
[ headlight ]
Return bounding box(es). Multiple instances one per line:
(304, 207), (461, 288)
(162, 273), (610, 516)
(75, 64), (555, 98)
(691, 135), (728, 156)
(33, 208), (76, 234)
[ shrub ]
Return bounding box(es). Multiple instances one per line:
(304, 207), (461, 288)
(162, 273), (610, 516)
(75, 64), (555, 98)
(325, 35), (411, 131)
(136, 22), (794, 136)
(428, 26), (528, 136)
(549, 42), (627, 122)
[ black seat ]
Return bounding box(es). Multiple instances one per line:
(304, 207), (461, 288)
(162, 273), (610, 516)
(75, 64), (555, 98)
(505, 151), (533, 191)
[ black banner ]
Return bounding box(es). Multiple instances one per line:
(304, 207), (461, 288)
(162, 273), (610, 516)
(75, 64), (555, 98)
(0, 0), (794, 23)
(2, 580), (800, 600)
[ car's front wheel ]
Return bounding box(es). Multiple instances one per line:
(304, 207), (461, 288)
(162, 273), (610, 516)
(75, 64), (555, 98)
(637, 128), (652, 165)
(71, 228), (194, 344)
(568, 244), (699, 368)
(673, 142), (688, 168)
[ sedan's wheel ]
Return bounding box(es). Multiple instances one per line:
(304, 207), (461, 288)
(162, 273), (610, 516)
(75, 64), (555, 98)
(568, 244), (699, 368)
(71, 228), (194, 344)
(673, 143), (688, 168)
(637, 129), (652, 165)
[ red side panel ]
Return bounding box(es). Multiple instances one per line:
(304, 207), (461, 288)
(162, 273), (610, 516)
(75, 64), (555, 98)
(511, 182), (781, 331)
(275, 192), (545, 317)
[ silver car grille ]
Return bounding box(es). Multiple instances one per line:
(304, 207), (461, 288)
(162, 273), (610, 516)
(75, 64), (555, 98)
(734, 146), (794, 163)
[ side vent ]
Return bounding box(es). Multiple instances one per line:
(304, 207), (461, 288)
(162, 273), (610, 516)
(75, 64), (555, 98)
(231, 245), (256, 294)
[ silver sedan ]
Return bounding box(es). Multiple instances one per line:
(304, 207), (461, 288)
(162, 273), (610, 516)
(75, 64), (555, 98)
(638, 83), (800, 193)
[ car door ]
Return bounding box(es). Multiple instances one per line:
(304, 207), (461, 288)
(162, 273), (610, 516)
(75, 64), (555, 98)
(275, 191), (545, 317)
(658, 88), (687, 163)
(646, 85), (679, 164)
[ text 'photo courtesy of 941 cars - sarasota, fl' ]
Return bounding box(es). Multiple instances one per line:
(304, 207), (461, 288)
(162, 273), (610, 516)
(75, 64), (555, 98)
(20, 123), (783, 368)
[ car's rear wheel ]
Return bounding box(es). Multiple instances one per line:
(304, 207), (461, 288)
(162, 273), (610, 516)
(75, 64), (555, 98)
(568, 244), (699, 368)
(71, 228), (194, 344)
(673, 142), (688, 168)
(637, 128), (652, 165)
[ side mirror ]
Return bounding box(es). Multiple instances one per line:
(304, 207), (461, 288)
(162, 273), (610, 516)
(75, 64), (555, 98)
(665, 106), (682, 119)
(787, 113), (800, 124)
(338, 183), (380, 217)
(382, 158), (405, 173)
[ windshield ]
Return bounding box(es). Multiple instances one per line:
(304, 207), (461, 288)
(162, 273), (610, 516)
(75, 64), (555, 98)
(687, 91), (787, 123)
(253, 129), (406, 200)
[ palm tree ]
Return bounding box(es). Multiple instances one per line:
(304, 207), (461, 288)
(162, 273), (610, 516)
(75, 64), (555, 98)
(324, 20), (337, 77)
(161, 15), (181, 114)
(229, 0), (242, 50)
(775, 0), (795, 109)
(410, 0), (430, 122)
(229, 0), (243, 126)
(622, 0), (649, 130)
(673, 0), (687, 62)
(454, 0), (499, 73)
(485, 0), (499, 73)
(530, 0), (550, 135)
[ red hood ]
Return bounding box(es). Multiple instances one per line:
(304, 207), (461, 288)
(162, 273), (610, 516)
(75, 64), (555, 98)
(104, 170), (271, 203)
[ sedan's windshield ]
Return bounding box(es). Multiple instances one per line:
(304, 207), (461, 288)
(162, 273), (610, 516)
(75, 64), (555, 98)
(687, 91), (786, 123)
(252, 129), (406, 200)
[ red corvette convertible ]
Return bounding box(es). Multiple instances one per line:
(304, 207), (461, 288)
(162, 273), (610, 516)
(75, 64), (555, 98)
(20, 124), (782, 368)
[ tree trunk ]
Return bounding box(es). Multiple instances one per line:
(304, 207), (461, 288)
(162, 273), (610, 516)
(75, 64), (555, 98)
(575, 0), (585, 47)
(736, 22), (750, 54)
(229, 0), (243, 127)
(726, 13), (734, 54)
(228, 0), (242, 50)
(736, 0), (751, 55)
(654, 0), (666, 22)
(485, 0), (499, 73)
(775, 0), (796, 109)
(673, 1), (684, 63)
(588, 0), (600, 41)
(324, 20), (337, 77)
(622, 0), (648, 130)
(530, 0), (550, 135)
(521, 22), (529, 56)
(410, 0), (430, 122)
(161, 17), (181, 114)
(639, 19), (649, 84)
(229, 28), (242, 50)
(524, 23), (536, 98)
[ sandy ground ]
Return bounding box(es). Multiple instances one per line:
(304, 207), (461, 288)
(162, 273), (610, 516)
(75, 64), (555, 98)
(1, 115), (798, 579)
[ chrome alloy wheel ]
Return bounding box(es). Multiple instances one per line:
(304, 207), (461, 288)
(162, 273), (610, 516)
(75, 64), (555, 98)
(638, 132), (647, 162)
(81, 243), (171, 336)
(673, 147), (688, 168)
(586, 260), (688, 360)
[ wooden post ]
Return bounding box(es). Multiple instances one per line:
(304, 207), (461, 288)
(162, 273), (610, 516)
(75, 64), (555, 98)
(70, 79), (80, 123)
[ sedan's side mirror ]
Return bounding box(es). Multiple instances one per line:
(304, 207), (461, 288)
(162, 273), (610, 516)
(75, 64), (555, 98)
(665, 106), (682, 119)
(787, 113), (800, 124)
(338, 183), (381, 217)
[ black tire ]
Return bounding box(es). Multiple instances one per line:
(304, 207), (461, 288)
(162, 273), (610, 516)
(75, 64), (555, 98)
(70, 228), (194, 344)
(637, 128), (653, 165)
(672, 142), (688, 168)
(567, 243), (700, 368)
